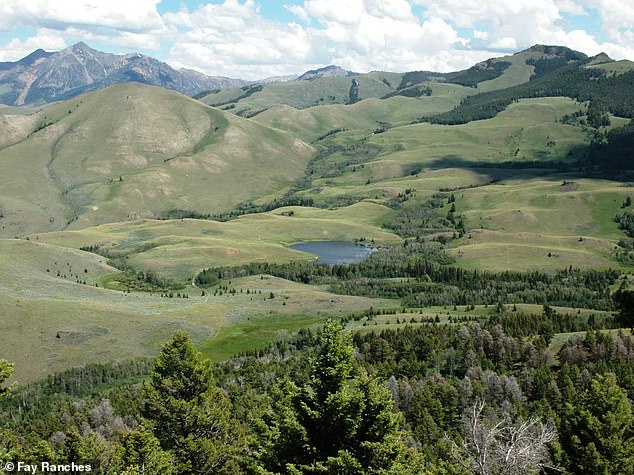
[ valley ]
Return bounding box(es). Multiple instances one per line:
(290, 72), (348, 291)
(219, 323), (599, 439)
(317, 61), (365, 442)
(0, 45), (633, 381)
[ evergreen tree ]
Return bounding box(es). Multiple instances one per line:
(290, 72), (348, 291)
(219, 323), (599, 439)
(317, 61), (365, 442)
(142, 332), (244, 474)
(258, 319), (403, 473)
(558, 373), (634, 474)
(119, 425), (174, 475)
(614, 286), (634, 328)
(0, 359), (14, 398)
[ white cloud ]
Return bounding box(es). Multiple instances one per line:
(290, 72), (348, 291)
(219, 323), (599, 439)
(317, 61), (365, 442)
(585, 0), (634, 36)
(164, 0), (477, 78)
(489, 36), (517, 50)
(0, 28), (67, 61)
(555, 0), (588, 15)
(0, 0), (164, 33)
(416, 0), (565, 48)
(0, 0), (167, 60)
(411, 0), (634, 61)
(65, 28), (162, 51)
(1, 0), (634, 79)
(301, 0), (366, 25)
(553, 28), (634, 61)
(284, 4), (310, 22)
(165, 2), (317, 78)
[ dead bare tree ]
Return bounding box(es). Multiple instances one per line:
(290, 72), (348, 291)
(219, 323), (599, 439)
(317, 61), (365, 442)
(449, 401), (557, 475)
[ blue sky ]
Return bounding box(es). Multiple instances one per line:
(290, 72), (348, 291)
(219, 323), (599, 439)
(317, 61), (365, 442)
(0, 1), (632, 79)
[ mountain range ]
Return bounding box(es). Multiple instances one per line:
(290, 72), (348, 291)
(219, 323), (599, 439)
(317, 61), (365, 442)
(0, 43), (368, 107)
(0, 42), (250, 106)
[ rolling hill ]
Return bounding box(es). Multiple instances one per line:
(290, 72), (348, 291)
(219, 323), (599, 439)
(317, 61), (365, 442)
(0, 237), (391, 381)
(196, 44), (608, 118)
(0, 83), (313, 237)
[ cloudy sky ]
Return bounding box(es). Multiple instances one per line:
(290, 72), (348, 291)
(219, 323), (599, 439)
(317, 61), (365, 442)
(0, 0), (633, 79)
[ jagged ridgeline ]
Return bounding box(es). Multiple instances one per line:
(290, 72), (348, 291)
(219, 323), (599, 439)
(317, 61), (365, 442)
(0, 42), (249, 106)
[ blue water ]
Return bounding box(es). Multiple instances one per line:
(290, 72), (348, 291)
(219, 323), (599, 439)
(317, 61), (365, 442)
(290, 241), (376, 264)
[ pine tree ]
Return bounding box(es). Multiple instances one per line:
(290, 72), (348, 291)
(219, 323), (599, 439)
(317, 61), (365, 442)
(142, 332), (245, 474)
(119, 425), (174, 475)
(558, 372), (634, 474)
(614, 286), (634, 328)
(0, 359), (14, 397)
(258, 319), (403, 473)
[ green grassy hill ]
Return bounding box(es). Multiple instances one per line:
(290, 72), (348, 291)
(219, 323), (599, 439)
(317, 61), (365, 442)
(253, 83), (471, 143)
(196, 46), (551, 121)
(0, 83), (313, 237)
(199, 73), (401, 115)
(290, 97), (587, 200)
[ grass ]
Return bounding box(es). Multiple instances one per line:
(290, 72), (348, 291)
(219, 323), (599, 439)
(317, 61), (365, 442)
(33, 202), (401, 282)
(457, 178), (630, 237)
(199, 274), (394, 360)
(438, 177), (634, 272)
(0, 238), (223, 381)
(292, 97), (588, 204)
(587, 60), (634, 75)
(254, 85), (471, 143)
(199, 47), (551, 118)
(2, 73), (633, 385)
(201, 74), (399, 113)
(25, 97), (628, 277)
(0, 240), (394, 382)
(475, 49), (537, 92)
(265, 97), (634, 272)
(199, 314), (323, 361)
(448, 232), (619, 272)
(0, 83), (313, 237)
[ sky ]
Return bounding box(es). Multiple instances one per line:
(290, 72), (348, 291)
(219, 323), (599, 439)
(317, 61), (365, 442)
(0, 0), (633, 80)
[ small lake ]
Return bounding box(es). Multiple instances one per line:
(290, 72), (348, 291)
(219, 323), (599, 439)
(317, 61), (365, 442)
(290, 241), (376, 264)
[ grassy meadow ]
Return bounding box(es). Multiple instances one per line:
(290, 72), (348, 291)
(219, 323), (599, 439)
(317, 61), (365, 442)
(33, 202), (400, 282)
(200, 73), (400, 113)
(0, 239), (393, 381)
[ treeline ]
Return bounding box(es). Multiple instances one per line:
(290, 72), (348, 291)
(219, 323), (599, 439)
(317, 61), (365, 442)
(527, 47), (587, 80)
(338, 274), (615, 309)
(205, 84), (263, 107)
(382, 194), (458, 237)
(0, 360), (151, 444)
(488, 305), (615, 338)
(393, 59), (510, 91)
(195, 242), (618, 310)
(424, 58), (634, 126)
(443, 60), (511, 87)
(616, 207), (634, 237)
(583, 120), (634, 170)
(207, 196), (315, 222)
